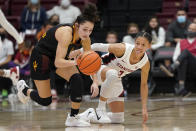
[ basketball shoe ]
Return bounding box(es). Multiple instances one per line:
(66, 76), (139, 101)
(65, 114), (90, 127)
(16, 80), (30, 104)
(79, 108), (111, 124)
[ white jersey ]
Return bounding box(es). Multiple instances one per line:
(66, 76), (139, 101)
(101, 43), (148, 77)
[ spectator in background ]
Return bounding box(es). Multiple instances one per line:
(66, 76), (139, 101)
(160, 23), (196, 97)
(97, 31), (118, 56)
(36, 21), (58, 41)
(0, 26), (15, 99)
(105, 31), (118, 43)
(20, 0), (47, 33)
(193, 18), (196, 24)
(0, 26), (14, 67)
(165, 8), (191, 47)
(122, 23), (139, 45)
(13, 42), (33, 77)
(49, 14), (60, 25)
(143, 16), (165, 51)
(0, 9), (24, 50)
(47, 0), (81, 24)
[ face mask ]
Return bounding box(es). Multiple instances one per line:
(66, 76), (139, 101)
(186, 31), (196, 38)
(177, 16), (186, 23)
(52, 21), (59, 26)
(0, 33), (6, 41)
(130, 33), (137, 38)
(61, 0), (70, 8)
(31, 0), (38, 5)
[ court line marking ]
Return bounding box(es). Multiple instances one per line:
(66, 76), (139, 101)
(131, 102), (196, 116)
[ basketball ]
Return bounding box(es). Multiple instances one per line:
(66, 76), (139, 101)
(77, 51), (102, 75)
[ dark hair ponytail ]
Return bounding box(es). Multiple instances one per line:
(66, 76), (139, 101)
(75, 3), (99, 24)
(136, 31), (152, 43)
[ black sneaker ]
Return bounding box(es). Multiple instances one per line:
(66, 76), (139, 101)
(181, 90), (191, 98)
(174, 83), (191, 97)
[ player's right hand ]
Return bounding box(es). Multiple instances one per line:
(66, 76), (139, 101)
(69, 49), (81, 59)
(142, 107), (148, 124)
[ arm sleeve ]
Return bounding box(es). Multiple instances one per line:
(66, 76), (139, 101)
(173, 42), (181, 62)
(80, 43), (110, 53)
(0, 9), (23, 44)
(7, 41), (14, 55)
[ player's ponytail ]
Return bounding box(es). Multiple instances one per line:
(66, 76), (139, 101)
(75, 3), (99, 24)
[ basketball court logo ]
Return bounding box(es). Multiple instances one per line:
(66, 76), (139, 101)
(42, 32), (46, 38)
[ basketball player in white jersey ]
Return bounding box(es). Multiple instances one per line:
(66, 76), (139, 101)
(69, 32), (152, 124)
(0, 9), (24, 85)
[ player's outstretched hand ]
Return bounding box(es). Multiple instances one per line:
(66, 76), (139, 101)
(90, 82), (99, 98)
(142, 107), (148, 124)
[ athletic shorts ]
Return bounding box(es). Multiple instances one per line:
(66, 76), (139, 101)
(30, 47), (56, 80)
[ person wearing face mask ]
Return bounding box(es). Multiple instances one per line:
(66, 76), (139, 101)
(160, 23), (196, 97)
(122, 23), (139, 45)
(47, 0), (81, 24)
(0, 26), (14, 68)
(165, 8), (191, 47)
(143, 16), (165, 51)
(0, 26), (15, 98)
(20, 0), (47, 32)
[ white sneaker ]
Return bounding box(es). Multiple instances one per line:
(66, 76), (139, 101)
(10, 66), (20, 86)
(16, 80), (30, 104)
(65, 114), (90, 127)
(90, 108), (111, 124)
(78, 108), (96, 122)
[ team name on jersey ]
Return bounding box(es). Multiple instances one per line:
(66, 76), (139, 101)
(116, 62), (134, 72)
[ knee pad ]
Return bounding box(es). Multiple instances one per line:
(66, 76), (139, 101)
(107, 112), (124, 124)
(100, 77), (123, 98)
(102, 69), (119, 88)
(69, 73), (83, 102)
(39, 96), (52, 106)
(30, 90), (52, 106)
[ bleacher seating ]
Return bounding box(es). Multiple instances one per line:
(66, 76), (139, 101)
(155, 0), (190, 30)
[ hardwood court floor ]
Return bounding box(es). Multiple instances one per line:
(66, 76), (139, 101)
(0, 95), (196, 131)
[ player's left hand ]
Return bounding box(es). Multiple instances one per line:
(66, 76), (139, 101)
(142, 107), (148, 124)
(90, 82), (99, 98)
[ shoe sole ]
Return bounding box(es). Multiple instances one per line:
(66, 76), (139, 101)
(160, 65), (174, 77)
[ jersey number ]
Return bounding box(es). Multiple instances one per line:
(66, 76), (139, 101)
(118, 70), (124, 77)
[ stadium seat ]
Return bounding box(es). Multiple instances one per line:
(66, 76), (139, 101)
(10, 0), (27, 16)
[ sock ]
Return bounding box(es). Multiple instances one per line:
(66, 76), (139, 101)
(70, 108), (79, 116)
(22, 87), (29, 96)
(97, 100), (106, 110)
(2, 70), (10, 78)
